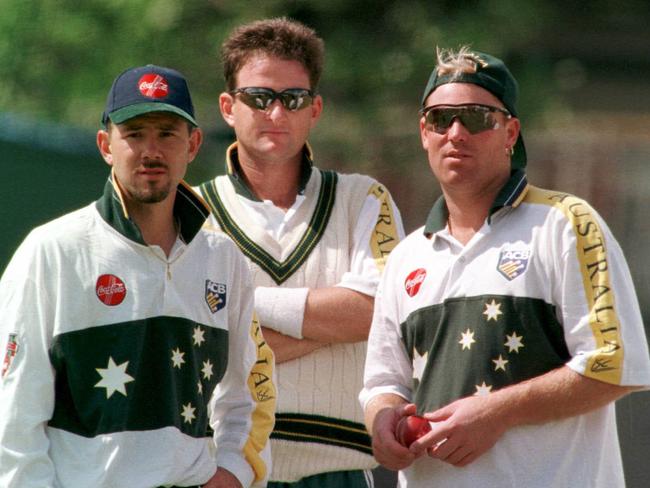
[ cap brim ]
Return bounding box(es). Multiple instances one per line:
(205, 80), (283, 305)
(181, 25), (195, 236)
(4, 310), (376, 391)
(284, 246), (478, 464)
(107, 102), (197, 126)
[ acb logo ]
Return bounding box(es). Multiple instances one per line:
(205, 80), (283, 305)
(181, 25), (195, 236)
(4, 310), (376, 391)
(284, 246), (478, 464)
(205, 280), (227, 314)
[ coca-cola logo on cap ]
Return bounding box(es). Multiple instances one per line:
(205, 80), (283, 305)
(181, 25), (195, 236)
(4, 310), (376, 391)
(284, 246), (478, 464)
(405, 268), (427, 297)
(138, 74), (168, 99)
(96, 274), (127, 306)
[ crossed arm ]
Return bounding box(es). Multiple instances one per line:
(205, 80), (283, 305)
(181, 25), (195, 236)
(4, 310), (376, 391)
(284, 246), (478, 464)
(365, 366), (638, 470)
(262, 287), (374, 363)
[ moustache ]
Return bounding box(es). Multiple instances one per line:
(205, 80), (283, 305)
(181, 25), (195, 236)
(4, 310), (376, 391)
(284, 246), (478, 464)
(141, 160), (168, 169)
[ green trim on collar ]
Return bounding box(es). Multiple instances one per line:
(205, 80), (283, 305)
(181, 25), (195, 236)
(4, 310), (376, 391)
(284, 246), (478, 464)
(423, 170), (529, 236)
(489, 169), (529, 216)
(224, 142), (314, 200)
(95, 176), (210, 245)
(423, 195), (449, 237)
(200, 169), (337, 285)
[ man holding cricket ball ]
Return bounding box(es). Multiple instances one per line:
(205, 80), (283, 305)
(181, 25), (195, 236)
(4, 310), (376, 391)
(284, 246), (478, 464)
(360, 46), (650, 487)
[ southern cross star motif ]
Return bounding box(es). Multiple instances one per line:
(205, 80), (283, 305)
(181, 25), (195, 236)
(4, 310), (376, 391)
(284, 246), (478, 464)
(493, 355), (509, 371)
(95, 357), (134, 399)
(192, 326), (206, 347)
(459, 329), (476, 350)
(181, 402), (196, 424)
(474, 381), (492, 396)
(483, 299), (503, 322)
(504, 332), (525, 353)
(412, 349), (428, 381)
(171, 347), (185, 369)
(201, 359), (214, 380)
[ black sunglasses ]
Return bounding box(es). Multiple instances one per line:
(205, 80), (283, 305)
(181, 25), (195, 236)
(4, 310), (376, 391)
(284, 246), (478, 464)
(230, 87), (316, 112)
(421, 103), (511, 135)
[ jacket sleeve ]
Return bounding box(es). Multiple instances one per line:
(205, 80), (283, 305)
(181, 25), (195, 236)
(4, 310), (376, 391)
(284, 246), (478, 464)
(359, 250), (414, 410)
(209, 245), (276, 487)
(0, 235), (57, 488)
(552, 201), (650, 386)
(338, 180), (406, 297)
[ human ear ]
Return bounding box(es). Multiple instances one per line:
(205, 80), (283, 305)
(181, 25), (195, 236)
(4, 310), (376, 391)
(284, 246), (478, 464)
(96, 129), (113, 166)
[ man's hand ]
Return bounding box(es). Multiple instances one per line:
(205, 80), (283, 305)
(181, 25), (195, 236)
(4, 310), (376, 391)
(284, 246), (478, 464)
(202, 467), (243, 488)
(370, 401), (421, 470)
(409, 394), (506, 467)
(408, 367), (638, 467)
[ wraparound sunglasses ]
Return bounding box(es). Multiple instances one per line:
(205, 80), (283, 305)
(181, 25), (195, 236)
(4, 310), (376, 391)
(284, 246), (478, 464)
(421, 103), (511, 134)
(230, 87), (316, 111)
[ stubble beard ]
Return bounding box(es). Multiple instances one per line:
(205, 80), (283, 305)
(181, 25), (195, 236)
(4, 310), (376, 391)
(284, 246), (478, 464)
(130, 161), (173, 204)
(131, 183), (171, 204)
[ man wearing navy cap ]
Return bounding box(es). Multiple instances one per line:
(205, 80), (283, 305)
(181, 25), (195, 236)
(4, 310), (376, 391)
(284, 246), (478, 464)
(0, 65), (275, 488)
(361, 46), (650, 487)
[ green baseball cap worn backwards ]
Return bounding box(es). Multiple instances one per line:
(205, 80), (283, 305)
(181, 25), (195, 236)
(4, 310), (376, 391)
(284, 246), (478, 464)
(421, 51), (527, 168)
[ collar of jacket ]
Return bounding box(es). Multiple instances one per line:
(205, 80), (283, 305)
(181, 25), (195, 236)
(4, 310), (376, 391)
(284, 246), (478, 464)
(224, 141), (314, 201)
(95, 171), (211, 245)
(423, 169), (529, 237)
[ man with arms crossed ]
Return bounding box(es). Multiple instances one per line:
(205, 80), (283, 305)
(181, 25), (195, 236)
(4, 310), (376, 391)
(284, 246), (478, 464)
(361, 47), (650, 487)
(0, 64), (275, 487)
(198, 18), (404, 488)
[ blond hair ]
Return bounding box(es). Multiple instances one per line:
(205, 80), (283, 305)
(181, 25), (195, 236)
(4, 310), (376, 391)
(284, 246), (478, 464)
(435, 46), (486, 80)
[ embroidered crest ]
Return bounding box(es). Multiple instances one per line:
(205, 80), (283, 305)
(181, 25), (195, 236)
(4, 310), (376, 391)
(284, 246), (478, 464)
(405, 268), (427, 297)
(205, 280), (227, 313)
(2, 333), (18, 378)
(497, 248), (530, 281)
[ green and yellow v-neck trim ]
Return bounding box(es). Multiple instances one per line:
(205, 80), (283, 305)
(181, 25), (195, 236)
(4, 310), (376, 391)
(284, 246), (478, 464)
(200, 169), (338, 285)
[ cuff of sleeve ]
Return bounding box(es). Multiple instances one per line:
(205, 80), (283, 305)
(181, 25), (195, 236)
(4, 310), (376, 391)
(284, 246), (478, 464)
(254, 286), (308, 339)
(216, 451), (255, 488)
(336, 271), (378, 297)
(359, 385), (412, 411)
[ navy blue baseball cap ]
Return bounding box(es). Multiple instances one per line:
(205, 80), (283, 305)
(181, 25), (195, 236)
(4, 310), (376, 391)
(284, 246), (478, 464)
(102, 64), (197, 126)
(421, 50), (526, 168)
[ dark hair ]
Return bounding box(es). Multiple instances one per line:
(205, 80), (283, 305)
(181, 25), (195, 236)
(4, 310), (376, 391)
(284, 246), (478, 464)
(221, 17), (324, 91)
(104, 115), (196, 134)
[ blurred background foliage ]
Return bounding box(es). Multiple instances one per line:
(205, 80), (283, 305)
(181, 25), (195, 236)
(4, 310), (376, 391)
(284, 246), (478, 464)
(2, 0), (649, 183)
(1, 1), (650, 485)
(2, 0), (649, 179)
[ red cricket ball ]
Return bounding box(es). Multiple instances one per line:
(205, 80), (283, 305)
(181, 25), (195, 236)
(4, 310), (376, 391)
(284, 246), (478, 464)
(395, 415), (432, 447)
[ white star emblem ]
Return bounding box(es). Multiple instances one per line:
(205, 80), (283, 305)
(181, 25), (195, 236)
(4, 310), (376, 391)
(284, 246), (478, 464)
(181, 402), (196, 424)
(504, 332), (524, 353)
(94, 357), (134, 399)
(201, 359), (214, 380)
(171, 348), (185, 369)
(483, 299), (503, 322)
(493, 355), (509, 371)
(412, 349), (428, 381)
(192, 326), (206, 347)
(474, 381), (492, 396)
(459, 329), (476, 350)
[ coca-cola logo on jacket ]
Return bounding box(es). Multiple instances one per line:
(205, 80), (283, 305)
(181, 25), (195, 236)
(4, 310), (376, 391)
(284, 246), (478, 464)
(404, 268), (426, 297)
(96, 274), (127, 306)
